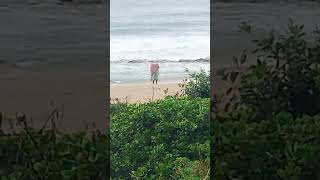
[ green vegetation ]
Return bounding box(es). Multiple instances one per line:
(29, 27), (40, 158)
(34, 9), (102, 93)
(0, 114), (110, 180)
(109, 63), (211, 179)
(111, 97), (210, 179)
(214, 110), (320, 179)
(182, 69), (210, 98)
(213, 20), (320, 179)
(0, 61), (210, 179)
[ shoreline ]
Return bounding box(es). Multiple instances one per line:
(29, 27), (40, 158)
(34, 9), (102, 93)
(111, 82), (183, 103)
(110, 78), (185, 86)
(110, 61), (209, 85)
(110, 57), (210, 64)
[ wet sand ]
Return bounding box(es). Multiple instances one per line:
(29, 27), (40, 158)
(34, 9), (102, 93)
(0, 1), (108, 132)
(0, 0), (108, 74)
(111, 82), (182, 103)
(0, 72), (108, 132)
(212, 2), (320, 68)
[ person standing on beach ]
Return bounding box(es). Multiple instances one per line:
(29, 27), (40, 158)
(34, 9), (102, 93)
(150, 63), (160, 84)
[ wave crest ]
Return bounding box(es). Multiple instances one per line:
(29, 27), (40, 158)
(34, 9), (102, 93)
(111, 57), (210, 63)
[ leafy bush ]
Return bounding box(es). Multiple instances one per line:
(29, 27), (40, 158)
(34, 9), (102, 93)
(182, 69), (210, 98)
(224, 20), (320, 117)
(213, 20), (320, 179)
(0, 114), (110, 180)
(111, 97), (210, 179)
(174, 157), (210, 180)
(213, 110), (320, 179)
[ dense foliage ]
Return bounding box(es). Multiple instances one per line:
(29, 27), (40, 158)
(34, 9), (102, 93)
(0, 114), (110, 180)
(0, 66), (210, 179)
(182, 69), (210, 98)
(213, 20), (320, 179)
(111, 97), (210, 179)
(225, 19), (320, 117)
(214, 110), (320, 179)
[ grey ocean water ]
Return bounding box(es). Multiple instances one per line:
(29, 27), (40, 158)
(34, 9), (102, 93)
(111, 0), (210, 83)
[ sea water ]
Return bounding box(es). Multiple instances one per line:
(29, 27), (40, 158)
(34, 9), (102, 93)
(111, 0), (210, 83)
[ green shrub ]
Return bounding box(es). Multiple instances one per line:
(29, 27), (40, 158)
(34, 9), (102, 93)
(0, 122), (110, 180)
(0, 110), (110, 180)
(213, 110), (320, 180)
(174, 157), (210, 180)
(213, 20), (320, 179)
(225, 20), (320, 117)
(111, 97), (210, 179)
(182, 69), (210, 98)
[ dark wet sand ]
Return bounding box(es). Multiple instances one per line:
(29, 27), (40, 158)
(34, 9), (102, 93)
(213, 2), (320, 68)
(0, 0), (108, 73)
(0, 1), (108, 132)
(0, 72), (108, 133)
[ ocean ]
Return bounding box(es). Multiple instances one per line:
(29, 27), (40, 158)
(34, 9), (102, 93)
(111, 0), (210, 83)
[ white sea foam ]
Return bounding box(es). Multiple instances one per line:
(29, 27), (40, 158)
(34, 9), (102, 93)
(111, 0), (210, 83)
(111, 35), (209, 62)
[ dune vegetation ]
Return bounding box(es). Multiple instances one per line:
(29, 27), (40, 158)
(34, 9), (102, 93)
(110, 69), (211, 179)
(213, 20), (320, 179)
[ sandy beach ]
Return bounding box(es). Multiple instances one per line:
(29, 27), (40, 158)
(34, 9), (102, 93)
(111, 82), (182, 103)
(0, 1), (108, 132)
(0, 72), (108, 132)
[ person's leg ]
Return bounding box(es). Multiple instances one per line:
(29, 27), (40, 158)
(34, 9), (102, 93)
(155, 72), (158, 84)
(151, 73), (154, 84)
